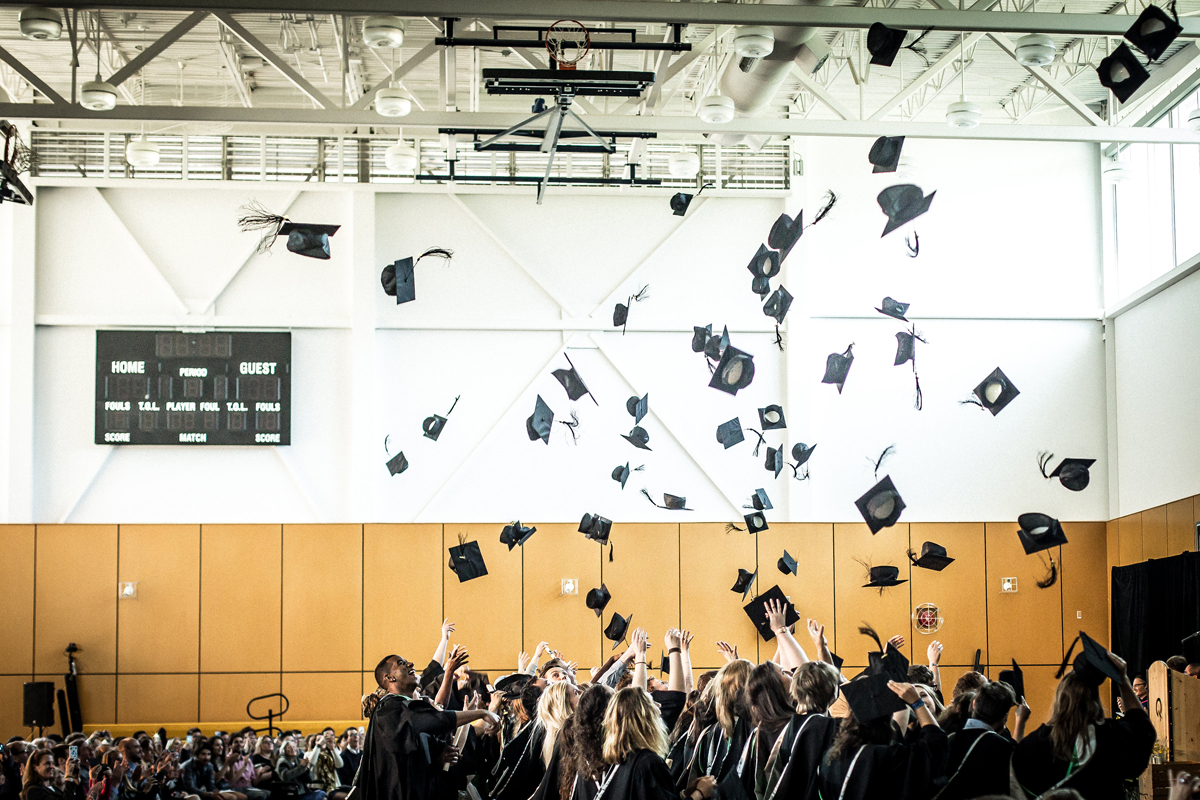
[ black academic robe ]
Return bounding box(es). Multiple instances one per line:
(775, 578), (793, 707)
(765, 713), (840, 800)
(665, 735), (694, 789)
(650, 691), (687, 734)
(353, 693), (457, 800)
(596, 750), (675, 800)
(529, 739), (563, 800)
(816, 724), (948, 800)
(933, 727), (1013, 800)
(684, 718), (755, 800)
(1011, 711), (1155, 800)
(488, 721), (547, 800)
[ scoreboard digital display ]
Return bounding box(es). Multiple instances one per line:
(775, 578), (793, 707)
(95, 330), (291, 445)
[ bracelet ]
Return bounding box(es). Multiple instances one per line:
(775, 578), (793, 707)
(635, 660), (647, 665)
(909, 699), (926, 712)
(669, 647), (682, 655)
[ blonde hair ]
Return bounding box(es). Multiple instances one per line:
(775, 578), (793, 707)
(538, 681), (575, 767)
(714, 659), (753, 737)
(602, 687), (669, 764)
(790, 661), (841, 713)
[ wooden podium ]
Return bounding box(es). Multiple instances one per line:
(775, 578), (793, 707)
(1141, 662), (1200, 798)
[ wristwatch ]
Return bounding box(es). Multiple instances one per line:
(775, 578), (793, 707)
(909, 699), (926, 712)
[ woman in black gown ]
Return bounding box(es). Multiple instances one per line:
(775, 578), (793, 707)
(559, 684), (614, 800)
(596, 687), (678, 800)
(762, 661), (842, 800)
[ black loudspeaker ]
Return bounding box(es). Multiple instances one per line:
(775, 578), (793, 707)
(23, 682), (55, 728)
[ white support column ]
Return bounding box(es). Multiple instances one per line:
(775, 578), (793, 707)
(784, 138), (809, 522)
(5, 199), (35, 521)
(349, 189), (378, 519)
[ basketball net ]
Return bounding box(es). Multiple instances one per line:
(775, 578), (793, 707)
(546, 20), (590, 71)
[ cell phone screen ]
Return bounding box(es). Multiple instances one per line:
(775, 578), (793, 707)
(69, 746), (78, 760)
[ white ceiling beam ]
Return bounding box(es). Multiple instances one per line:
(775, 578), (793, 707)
(217, 37), (254, 107)
(0, 45), (67, 105)
(988, 32), (1107, 126)
(107, 10), (209, 87)
(214, 11), (334, 108)
(1116, 42), (1200, 125)
(789, 63), (855, 120)
(350, 39), (437, 111)
(869, 32), (986, 120)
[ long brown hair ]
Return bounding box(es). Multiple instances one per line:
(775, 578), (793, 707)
(713, 660), (753, 737)
(746, 663), (794, 741)
(20, 751), (54, 800)
(559, 684), (612, 800)
(602, 687), (668, 764)
(1047, 671), (1104, 762)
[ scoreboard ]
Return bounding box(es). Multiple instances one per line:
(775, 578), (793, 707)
(95, 330), (291, 445)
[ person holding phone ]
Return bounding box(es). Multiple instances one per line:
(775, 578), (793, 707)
(19, 750), (82, 800)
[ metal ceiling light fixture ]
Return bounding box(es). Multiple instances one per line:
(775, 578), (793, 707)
(698, 94), (735, 123)
(1015, 0), (1056, 67)
(1188, 108), (1200, 133)
(125, 74), (159, 167)
(946, 15), (981, 128)
(385, 129), (418, 173)
(18, 6), (62, 40)
(375, 46), (412, 116)
(80, 20), (117, 111)
(668, 146), (700, 177)
(362, 15), (405, 48)
(733, 26), (775, 58)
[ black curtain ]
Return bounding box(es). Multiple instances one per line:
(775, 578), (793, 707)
(1111, 550), (1200, 677)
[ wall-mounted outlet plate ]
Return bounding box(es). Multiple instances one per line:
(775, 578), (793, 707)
(1001, 577), (1018, 593)
(561, 578), (578, 596)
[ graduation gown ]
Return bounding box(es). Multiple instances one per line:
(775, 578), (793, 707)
(529, 739), (563, 800)
(650, 691), (688, 734)
(1011, 711), (1155, 800)
(933, 728), (1013, 800)
(488, 721), (547, 800)
(762, 713), (840, 800)
(596, 750), (676, 800)
(353, 693), (458, 800)
(816, 724), (948, 800)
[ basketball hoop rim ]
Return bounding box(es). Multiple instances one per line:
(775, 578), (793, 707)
(546, 19), (591, 66)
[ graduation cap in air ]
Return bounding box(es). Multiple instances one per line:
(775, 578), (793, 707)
(611, 462), (642, 490)
(877, 185), (936, 237)
(659, 654), (671, 674)
(744, 510), (770, 533)
(778, 550), (798, 576)
(749, 488), (773, 511)
(1017, 513), (1069, 554)
(759, 405), (787, 431)
(869, 137), (905, 173)
(768, 211), (803, 263)
(867, 23), (908, 67)
(422, 396), (460, 442)
(717, 418), (745, 449)
(973, 649), (984, 674)
(692, 324), (713, 353)
(670, 192), (696, 216)
(855, 475), (906, 534)
(998, 660), (1025, 701)
(862, 627), (910, 682)
(863, 565), (907, 588)
(763, 286), (794, 325)
(499, 522), (536, 551)
(710, 344), (756, 395)
(1125, 4), (1181, 62)
(822, 345), (854, 393)
(448, 539), (488, 582)
(765, 447), (784, 479)
(908, 542), (954, 571)
(238, 201), (342, 260)
(705, 326), (731, 362)
(526, 395), (554, 444)
(643, 491), (692, 510)
(876, 297), (910, 321)
(732, 568), (758, 601)
(604, 611), (633, 650)
(747, 244), (782, 280)
(622, 426), (652, 451)
(494, 673), (533, 699)
(792, 442), (817, 466)
(971, 367), (1020, 416)
(586, 584), (611, 617)
(1097, 43), (1150, 103)
(895, 331), (916, 367)
(613, 286), (649, 332)
(380, 248), (455, 304)
(843, 673), (908, 722)
(626, 394), (649, 425)
(743, 584), (800, 641)
(579, 513), (613, 545)
(552, 355), (598, 406)
(1040, 455), (1097, 492)
(1058, 631), (1123, 687)
(385, 451), (409, 476)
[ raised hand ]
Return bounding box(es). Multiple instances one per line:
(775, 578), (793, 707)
(664, 629), (681, 650)
(765, 599), (788, 634)
(447, 645), (469, 673)
(716, 641), (739, 663)
(680, 630), (694, 652)
(927, 640), (943, 666)
(887, 634), (906, 651)
(887, 680), (920, 705)
(807, 619), (826, 647)
(441, 619), (456, 638)
(534, 641), (551, 657)
(517, 651), (531, 672)
(565, 661), (579, 678)
(1015, 695), (1030, 721)
(632, 628), (649, 656)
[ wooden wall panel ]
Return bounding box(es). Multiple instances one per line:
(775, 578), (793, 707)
(1142, 506), (1168, 562)
(1061, 523), (1109, 651)
(199, 673), (280, 723)
(522, 524), (602, 669)
(444, 524), (521, 672)
(755, 524), (834, 658)
(909, 523), (987, 667)
(117, 674), (198, 723)
(34, 672), (115, 726)
(0, 526), (35, 675)
(935, 666), (969, 700)
(363, 524), (443, 674)
(833, 523), (912, 667)
(282, 525), (362, 672)
(200, 525), (282, 673)
(1118, 513), (1142, 566)
(681, 523), (759, 669)
(1167, 498), (1195, 557)
(0, 676), (28, 741)
(984, 522), (1063, 667)
(118, 525), (199, 673)
(281, 673), (362, 721)
(601, 524), (678, 669)
(35, 525), (118, 674)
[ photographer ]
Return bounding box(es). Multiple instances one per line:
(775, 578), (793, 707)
(306, 732), (344, 800)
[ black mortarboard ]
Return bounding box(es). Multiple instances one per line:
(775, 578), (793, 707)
(419, 660), (445, 694)
(768, 211), (803, 263)
(759, 405), (786, 430)
(894, 332), (916, 367)
(622, 426), (652, 450)
(843, 673), (908, 722)
(973, 648), (983, 674)
(614, 302), (629, 328)
(692, 324), (713, 353)
(763, 286), (794, 324)
(822, 345), (854, 393)
(877, 185), (935, 237)
(382, 257), (416, 304)
(869, 642), (911, 682)
(716, 418), (745, 449)
(526, 395), (554, 444)
(710, 344), (756, 395)
(659, 654), (671, 674)
(830, 652), (845, 671)
(876, 296), (910, 320)
(765, 446), (784, 478)
(744, 510), (769, 533)
(494, 673), (533, 699)
(747, 244), (781, 280)
(863, 565), (907, 588)
(869, 137), (905, 173)
(663, 494), (691, 510)
(586, 584), (611, 617)
(1125, 5), (1180, 62)
(705, 326), (730, 361)
(670, 192), (696, 216)
(579, 513), (613, 545)
(908, 541), (954, 571)
(448, 540), (488, 582)
(1097, 43), (1149, 103)
(743, 584), (800, 641)
(732, 568), (758, 601)
(998, 659), (1025, 701)
(626, 393), (649, 424)
(278, 221), (339, 260)
(552, 355), (596, 405)
(386, 451), (409, 476)
(778, 550), (798, 575)
(1017, 513), (1069, 555)
(867, 22), (907, 66)
(972, 367), (1020, 416)
(1059, 631), (1123, 687)
(1049, 458), (1097, 492)
(612, 462), (639, 490)
(499, 521), (536, 551)
(792, 442), (817, 465)
(751, 275), (772, 298)
(750, 488), (773, 511)
(423, 415), (448, 441)
(604, 611), (633, 649)
(855, 475), (906, 534)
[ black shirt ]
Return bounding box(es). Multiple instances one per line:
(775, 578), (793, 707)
(597, 750), (675, 800)
(1012, 710), (1155, 800)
